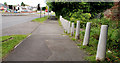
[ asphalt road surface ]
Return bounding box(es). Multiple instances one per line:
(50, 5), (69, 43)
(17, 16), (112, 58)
(4, 19), (86, 61)
(1, 16), (39, 29)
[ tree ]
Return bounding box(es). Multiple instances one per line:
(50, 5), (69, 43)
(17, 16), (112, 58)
(21, 2), (25, 6)
(47, 2), (114, 19)
(37, 4), (40, 10)
(46, 2), (52, 11)
(4, 2), (7, 6)
(42, 7), (46, 10)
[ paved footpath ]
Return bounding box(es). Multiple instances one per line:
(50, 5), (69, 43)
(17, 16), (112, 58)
(3, 19), (86, 61)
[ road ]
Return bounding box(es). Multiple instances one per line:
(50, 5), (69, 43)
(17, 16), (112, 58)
(0, 13), (52, 36)
(1, 16), (39, 29)
(1, 12), (50, 30)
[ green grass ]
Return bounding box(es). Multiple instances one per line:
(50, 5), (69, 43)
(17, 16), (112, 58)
(0, 35), (28, 58)
(58, 19), (62, 26)
(51, 12), (55, 15)
(32, 16), (48, 23)
(58, 18), (120, 62)
(37, 12), (47, 14)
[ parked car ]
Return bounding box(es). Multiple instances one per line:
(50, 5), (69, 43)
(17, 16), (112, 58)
(14, 11), (17, 13)
(24, 10), (28, 12)
(17, 10), (21, 13)
(45, 9), (48, 12)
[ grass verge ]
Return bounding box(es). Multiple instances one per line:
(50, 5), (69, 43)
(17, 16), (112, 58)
(58, 17), (120, 63)
(58, 19), (62, 26)
(32, 16), (48, 23)
(0, 35), (28, 58)
(51, 12), (55, 15)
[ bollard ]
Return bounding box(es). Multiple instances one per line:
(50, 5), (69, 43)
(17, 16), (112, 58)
(96, 25), (108, 61)
(75, 21), (80, 39)
(0, 13), (2, 30)
(65, 20), (68, 33)
(71, 23), (74, 36)
(60, 16), (62, 21)
(0, 14), (2, 62)
(83, 22), (91, 46)
(65, 20), (68, 32)
(67, 21), (70, 34)
(64, 20), (67, 33)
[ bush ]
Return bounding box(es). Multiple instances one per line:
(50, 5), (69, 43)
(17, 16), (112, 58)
(69, 10), (91, 28)
(65, 17), (120, 62)
(61, 11), (119, 62)
(79, 18), (120, 62)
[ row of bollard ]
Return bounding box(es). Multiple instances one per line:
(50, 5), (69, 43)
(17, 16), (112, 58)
(60, 16), (108, 61)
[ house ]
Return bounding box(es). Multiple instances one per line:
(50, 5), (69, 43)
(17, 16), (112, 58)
(0, 3), (8, 12)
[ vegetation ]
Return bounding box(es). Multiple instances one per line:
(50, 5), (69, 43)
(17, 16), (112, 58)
(37, 4), (40, 11)
(4, 2), (7, 6)
(47, 2), (113, 19)
(21, 2), (26, 6)
(51, 12), (55, 15)
(76, 18), (120, 62)
(32, 16), (48, 23)
(53, 2), (119, 62)
(60, 17), (120, 62)
(58, 19), (62, 26)
(1, 35), (28, 58)
(42, 7), (46, 11)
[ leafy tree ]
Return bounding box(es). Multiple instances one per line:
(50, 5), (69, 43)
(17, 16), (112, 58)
(21, 2), (25, 6)
(47, 2), (114, 19)
(46, 3), (53, 11)
(37, 4), (40, 10)
(4, 2), (7, 6)
(42, 7), (46, 11)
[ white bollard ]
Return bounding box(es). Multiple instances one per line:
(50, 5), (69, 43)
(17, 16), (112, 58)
(65, 20), (68, 33)
(71, 23), (74, 36)
(60, 16), (62, 21)
(0, 13), (2, 62)
(0, 13), (2, 31)
(83, 22), (91, 46)
(67, 21), (70, 34)
(96, 25), (108, 61)
(75, 21), (80, 39)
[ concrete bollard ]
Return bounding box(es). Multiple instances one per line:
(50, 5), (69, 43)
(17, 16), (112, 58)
(0, 13), (1, 26)
(83, 22), (91, 46)
(0, 14), (2, 62)
(64, 20), (67, 33)
(71, 23), (74, 36)
(75, 21), (80, 39)
(96, 25), (108, 61)
(60, 16), (62, 21)
(67, 21), (70, 34)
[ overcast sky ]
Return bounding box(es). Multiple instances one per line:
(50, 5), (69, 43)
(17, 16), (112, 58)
(0, 0), (47, 7)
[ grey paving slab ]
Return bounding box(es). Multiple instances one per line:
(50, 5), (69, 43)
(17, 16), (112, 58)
(3, 19), (87, 61)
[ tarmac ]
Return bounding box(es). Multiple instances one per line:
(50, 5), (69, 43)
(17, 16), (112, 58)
(1, 21), (39, 36)
(3, 18), (87, 61)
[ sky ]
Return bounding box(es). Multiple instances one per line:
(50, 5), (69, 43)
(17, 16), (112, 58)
(0, 0), (47, 7)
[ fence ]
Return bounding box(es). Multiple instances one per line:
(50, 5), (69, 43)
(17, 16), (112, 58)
(60, 16), (108, 61)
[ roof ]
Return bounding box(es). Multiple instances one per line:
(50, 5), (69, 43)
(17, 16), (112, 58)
(0, 3), (8, 8)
